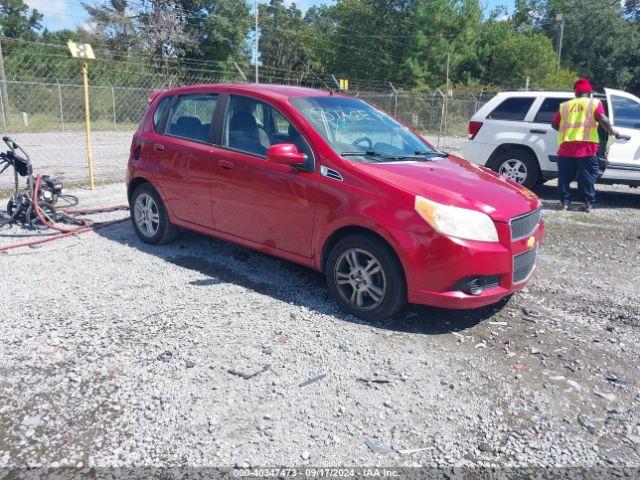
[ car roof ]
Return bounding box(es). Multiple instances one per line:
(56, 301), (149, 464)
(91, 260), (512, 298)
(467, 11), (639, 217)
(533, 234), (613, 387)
(158, 83), (335, 101)
(498, 90), (605, 99)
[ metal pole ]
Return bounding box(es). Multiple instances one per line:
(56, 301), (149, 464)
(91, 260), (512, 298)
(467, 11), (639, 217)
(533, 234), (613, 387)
(81, 60), (95, 190)
(111, 86), (117, 128)
(389, 82), (398, 117)
(234, 61), (248, 82)
(254, 0), (259, 83)
(470, 93), (478, 114)
(444, 52), (450, 147)
(0, 86), (7, 133)
(436, 88), (446, 149)
(557, 17), (565, 69)
(0, 38), (10, 124)
(57, 82), (64, 131)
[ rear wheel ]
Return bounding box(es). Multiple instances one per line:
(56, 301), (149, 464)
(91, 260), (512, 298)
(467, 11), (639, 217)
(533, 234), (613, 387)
(130, 183), (178, 245)
(491, 150), (539, 189)
(326, 234), (406, 322)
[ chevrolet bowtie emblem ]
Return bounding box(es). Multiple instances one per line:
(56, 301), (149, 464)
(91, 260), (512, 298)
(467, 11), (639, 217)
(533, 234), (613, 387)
(527, 236), (536, 249)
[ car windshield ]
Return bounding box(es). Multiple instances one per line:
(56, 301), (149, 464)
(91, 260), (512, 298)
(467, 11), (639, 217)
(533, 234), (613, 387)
(289, 96), (441, 161)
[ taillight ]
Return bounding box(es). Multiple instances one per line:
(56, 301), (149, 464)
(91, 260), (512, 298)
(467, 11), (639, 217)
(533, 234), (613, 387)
(468, 121), (483, 140)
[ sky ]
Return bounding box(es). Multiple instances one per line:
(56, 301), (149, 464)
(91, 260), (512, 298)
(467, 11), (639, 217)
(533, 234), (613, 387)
(26, 0), (516, 33)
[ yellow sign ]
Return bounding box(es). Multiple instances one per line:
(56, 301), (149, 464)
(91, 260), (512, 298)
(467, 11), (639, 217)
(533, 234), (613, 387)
(67, 41), (95, 60)
(67, 40), (96, 189)
(339, 78), (349, 91)
(527, 236), (536, 249)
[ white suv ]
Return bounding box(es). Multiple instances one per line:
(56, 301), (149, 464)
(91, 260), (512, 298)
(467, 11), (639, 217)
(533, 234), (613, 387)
(463, 88), (640, 189)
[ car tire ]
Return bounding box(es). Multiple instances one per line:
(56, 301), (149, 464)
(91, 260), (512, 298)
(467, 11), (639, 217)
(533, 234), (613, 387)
(491, 150), (539, 189)
(130, 183), (179, 245)
(326, 234), (406, 322)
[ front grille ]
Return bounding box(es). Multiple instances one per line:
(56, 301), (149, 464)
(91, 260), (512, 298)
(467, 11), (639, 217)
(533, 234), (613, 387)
(510, 209), (542, 242)
(513, 246), (539, 284)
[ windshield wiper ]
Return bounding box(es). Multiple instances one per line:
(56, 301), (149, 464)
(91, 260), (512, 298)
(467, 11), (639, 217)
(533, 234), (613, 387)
(415, 149), (448, 158)
(340, 150), (400, 161)
(340, 151), (430, 162)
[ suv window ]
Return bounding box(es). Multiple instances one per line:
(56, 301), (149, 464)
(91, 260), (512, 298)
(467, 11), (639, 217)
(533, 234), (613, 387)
(534, 97), (571, 124)
(223, 95), (312, 159)
(153, 96), (171, 132)
(166, 93), (218, 143)
(611, 95), (640, 129)
(487, 97), (535, 121)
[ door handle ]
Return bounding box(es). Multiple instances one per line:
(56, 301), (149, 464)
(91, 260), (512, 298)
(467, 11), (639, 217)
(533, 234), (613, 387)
(530, 129), (548, 134)
(153, 143), (165, 152)
(218, 160), (234, 171)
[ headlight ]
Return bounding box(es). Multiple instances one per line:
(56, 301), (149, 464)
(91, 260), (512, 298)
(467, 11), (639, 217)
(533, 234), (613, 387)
(414, 195), (499, 242)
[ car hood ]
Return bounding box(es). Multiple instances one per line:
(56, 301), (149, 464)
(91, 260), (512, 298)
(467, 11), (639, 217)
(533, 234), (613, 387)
(352, 154), (540, 223)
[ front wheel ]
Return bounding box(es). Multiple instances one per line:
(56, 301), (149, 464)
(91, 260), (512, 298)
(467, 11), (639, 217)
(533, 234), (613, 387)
(491, 150), (539, 189)
(326, 234), (406, 322)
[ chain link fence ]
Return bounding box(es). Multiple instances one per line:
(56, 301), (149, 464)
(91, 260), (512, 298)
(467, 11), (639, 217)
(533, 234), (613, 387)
(0, 38), (494, 190)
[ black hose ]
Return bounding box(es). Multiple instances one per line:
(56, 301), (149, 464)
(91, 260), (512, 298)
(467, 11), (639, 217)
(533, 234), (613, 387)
(55, 194), (79, 208)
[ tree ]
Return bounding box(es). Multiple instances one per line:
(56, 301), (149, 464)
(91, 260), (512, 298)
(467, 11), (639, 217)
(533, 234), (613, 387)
(257, 0), (317, 81)
(181, 0), (251, 69)
(0, 0), (42, 39)
(83, 0), (195, 60)
(138, 0), (196, 60)
(404, 0), (483, 89)
(475, 19), (561, 89)
(514, 0), (640, 92)
(297, 0), (418, 87)
(82, 0), (251, 79)
(82, 0), (138, 54)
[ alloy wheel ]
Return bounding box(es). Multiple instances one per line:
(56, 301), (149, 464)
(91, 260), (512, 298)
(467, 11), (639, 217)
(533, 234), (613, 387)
(334, 248), (387, 311)
(498, 159), (528, 184)
(134, 193), (160, 237)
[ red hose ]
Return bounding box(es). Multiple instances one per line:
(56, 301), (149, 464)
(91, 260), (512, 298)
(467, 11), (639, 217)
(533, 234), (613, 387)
(0, 174), (129, 252)
(0, 220), (127, 252)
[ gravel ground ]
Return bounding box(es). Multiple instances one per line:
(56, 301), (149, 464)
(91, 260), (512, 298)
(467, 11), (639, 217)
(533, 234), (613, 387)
(1, 179), (639, 472)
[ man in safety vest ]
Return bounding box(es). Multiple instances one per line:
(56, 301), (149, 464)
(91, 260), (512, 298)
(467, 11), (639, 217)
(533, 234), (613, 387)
(551, 78), (622, 212)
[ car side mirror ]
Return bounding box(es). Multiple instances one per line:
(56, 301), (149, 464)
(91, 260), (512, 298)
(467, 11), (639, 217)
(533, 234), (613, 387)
(266, 143), (306, 166)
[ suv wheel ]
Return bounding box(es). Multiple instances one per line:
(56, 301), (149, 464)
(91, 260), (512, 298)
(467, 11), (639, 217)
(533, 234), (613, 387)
(326, 234), (406, 322)
(492, 150), (539, 189)
(130, 183), (179, 245)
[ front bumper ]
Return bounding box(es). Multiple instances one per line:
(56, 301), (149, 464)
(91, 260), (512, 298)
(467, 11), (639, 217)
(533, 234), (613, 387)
(394, 218), (544, 310)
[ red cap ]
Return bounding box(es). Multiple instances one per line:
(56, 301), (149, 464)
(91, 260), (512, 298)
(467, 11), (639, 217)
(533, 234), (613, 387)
(573, 78), (593, 94)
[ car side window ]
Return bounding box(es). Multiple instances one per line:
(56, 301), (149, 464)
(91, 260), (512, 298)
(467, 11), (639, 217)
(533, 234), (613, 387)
(487, 97), (536, 121)
(153, 96), (171, 133)
(272, 109), (291, 133)
(223, 95), (313, 160)
(534, 97), (571, 124)
(611, 95), (640, 129)
(165, 93), (218, 143)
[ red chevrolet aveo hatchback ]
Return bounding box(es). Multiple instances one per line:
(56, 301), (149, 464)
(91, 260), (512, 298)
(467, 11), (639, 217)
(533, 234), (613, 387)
(127, 84), (543, 321)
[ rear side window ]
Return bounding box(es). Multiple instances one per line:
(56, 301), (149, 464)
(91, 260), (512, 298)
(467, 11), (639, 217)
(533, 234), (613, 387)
(487, 97), (535, 121)
(166, 93), (219, 143)
(153, 96), (171, 132)
(534, 97), (571, 124)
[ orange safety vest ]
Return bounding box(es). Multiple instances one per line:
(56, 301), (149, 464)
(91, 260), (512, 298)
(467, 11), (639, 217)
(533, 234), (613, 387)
(558, 97), (601, 145)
